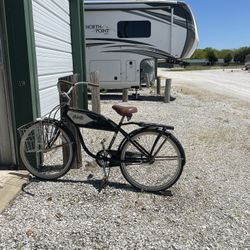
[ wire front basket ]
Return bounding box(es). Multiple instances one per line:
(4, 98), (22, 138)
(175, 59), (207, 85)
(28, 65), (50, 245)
(18, 101), (64, 141)
(18, 120), (59, 153)
(18, 121), (39, 138)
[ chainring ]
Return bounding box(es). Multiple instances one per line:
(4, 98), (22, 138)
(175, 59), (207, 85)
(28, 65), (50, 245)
(96, 150), (109, 168)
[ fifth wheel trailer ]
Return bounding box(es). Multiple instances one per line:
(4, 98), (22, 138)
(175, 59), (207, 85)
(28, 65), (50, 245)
(84, 0), (199, 89)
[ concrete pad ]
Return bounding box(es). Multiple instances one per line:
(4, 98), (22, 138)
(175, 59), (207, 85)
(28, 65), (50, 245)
(0, 171), (29, 213)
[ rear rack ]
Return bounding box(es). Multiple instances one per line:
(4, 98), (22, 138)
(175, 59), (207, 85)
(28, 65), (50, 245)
(122, 121), (174, 130)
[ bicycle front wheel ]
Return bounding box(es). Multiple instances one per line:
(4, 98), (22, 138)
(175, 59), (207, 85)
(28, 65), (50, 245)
(20, 120), (75, 180)
(120, 128), (185, 192)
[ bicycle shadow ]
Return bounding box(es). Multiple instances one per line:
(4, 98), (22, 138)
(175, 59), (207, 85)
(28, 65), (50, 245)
(23, 177), (173, 197)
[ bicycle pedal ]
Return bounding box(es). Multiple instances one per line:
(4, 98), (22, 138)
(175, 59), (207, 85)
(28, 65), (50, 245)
(87, 174), (94, 180)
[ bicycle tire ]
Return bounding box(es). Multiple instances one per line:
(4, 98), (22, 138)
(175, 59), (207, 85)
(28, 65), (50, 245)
(120, 128), (185, 192)
(20, 119), (75, 180)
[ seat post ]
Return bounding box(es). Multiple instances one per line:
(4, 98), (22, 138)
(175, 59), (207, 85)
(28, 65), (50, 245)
(118, 116), (125, 126)
(108, 116), (125, 150)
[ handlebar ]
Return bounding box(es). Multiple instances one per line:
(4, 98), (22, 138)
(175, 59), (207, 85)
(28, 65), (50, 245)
(57, 80), (99, 95)
(57, 80), (99, 104)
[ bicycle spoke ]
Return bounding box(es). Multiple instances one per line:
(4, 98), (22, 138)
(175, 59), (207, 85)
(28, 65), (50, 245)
(44, 142), (74, 152)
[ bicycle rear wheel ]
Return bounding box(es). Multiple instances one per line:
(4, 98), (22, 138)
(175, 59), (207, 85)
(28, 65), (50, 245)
(19, 119), (75, 180)
(120, 128), (185, 192)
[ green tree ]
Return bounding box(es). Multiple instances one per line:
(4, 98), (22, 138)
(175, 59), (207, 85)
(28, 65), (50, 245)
(223, 52), (233, 64)
(234, 47), (250, 63)
(189, 47), (250, 64)
(217, 49), (233, 59)
(205, 49), (218, 65)
(191, 49), (206, 59)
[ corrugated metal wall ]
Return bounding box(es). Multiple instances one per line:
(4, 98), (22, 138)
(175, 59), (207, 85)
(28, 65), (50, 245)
(32, 0), (73, 115)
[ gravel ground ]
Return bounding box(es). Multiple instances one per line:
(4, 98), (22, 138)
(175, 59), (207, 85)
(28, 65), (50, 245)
(0, 86), (249, 249)
(159, 68), (250, 102)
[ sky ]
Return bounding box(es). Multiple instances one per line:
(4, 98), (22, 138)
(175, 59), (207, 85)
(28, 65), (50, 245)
(185, 0), (250, 50)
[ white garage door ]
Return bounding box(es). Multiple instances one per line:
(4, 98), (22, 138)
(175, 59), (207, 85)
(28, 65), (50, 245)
(32, 0), (73, 115)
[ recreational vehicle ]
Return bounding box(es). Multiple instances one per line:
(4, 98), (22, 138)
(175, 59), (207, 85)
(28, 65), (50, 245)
(84, 0), (199, 89)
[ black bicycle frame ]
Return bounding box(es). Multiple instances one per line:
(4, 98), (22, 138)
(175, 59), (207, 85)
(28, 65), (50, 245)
(62, 106), (174, 165)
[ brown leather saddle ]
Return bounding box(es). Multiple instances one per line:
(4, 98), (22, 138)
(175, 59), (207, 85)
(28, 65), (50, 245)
(112, 104), (138, 118)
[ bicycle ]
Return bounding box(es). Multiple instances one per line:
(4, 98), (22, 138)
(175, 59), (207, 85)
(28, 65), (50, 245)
(18, 81), (186, 192)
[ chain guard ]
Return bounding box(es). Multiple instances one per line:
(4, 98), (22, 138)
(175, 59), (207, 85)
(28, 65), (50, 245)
(96, 150), (120, 168)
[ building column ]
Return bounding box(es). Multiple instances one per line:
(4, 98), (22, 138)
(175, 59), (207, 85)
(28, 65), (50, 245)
(70, 0), (88, 109)
(4, 0), (39, 168)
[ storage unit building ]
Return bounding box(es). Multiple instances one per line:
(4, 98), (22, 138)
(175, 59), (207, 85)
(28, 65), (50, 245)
(0, 0), (87, 169)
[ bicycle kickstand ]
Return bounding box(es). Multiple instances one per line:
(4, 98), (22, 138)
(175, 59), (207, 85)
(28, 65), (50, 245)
(98, 175), (109, 192)
(98, 139), (110, 192)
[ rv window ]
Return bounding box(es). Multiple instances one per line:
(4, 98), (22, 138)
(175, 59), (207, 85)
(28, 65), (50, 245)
(118, 21), (151, 38)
